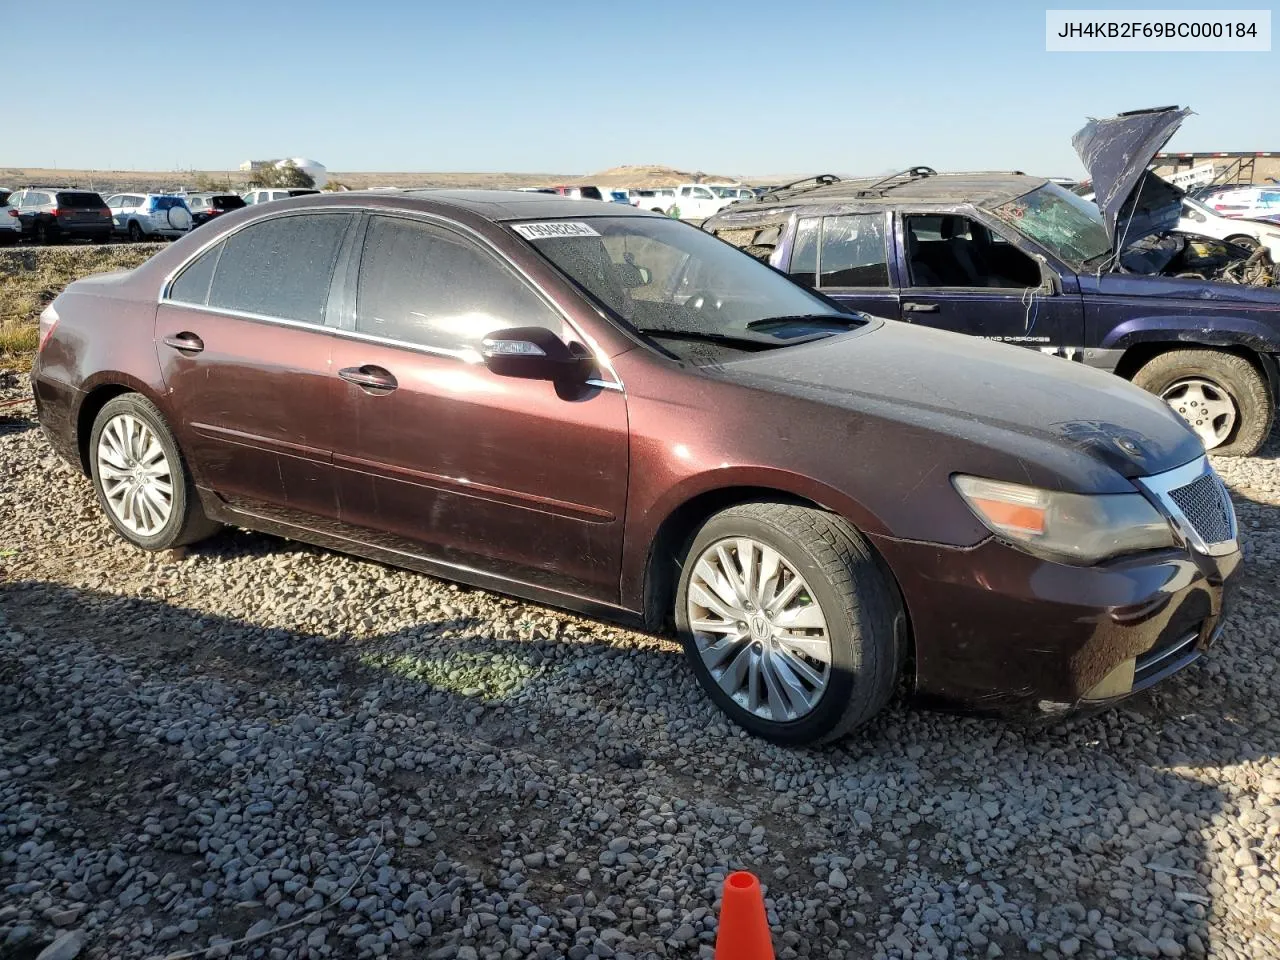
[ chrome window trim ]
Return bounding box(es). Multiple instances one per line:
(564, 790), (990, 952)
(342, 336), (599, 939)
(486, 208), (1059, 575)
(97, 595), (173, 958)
(157, 205), (624, 391)
(1137, 455), (1238, 557)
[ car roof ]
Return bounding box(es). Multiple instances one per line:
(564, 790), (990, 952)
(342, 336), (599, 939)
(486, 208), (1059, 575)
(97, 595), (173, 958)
(392, 189), (662, 221)
(736, 171), (1048, 211)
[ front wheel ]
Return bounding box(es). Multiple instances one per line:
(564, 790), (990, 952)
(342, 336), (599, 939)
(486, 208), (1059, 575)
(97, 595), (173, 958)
(89, 394), (221, 550)
(1225, 234), (1260, 252)
(1132, 349), (1274, 456)
(674, 502), (904, 745)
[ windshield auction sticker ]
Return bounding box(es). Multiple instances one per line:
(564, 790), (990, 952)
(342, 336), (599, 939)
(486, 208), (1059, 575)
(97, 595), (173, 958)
(1046, 9), (1270, 51)
(512, 222), (602, 240)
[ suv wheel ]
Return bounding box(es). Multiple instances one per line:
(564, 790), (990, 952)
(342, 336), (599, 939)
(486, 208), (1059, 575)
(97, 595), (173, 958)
(89, 394), (221, 550)
(674, 502), (903, 745)
(127, 221), (143, 242)
(1133, 349), (1274, 456)
(34, 221), (50, 244)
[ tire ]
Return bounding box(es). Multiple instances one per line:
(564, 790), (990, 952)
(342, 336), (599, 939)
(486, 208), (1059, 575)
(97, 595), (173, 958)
(1225, 234), (1260, 252)
(1132, 349), (1274, 457)
(34, 221), (50, 244)
(88, 393), (221, 550)
(674, 501), (904, 745)
(127, 221), (143, 243)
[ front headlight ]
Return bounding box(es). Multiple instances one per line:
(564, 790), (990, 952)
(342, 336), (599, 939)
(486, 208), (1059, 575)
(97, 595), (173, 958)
(953, 475), (1175, 564)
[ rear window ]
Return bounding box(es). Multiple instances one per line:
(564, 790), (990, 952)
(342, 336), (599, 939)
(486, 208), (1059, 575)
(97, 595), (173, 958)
(57, 192), (105, 207)
(287, 189), (320, 197)
(150, 197), (186, 210)
(579, 187), (603, 201)
(212, 195), (246, 210)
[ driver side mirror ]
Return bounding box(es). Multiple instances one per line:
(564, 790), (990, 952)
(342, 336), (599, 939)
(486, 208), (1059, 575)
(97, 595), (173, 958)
(481, 327), (596, 383)
(1037, 258), (1063, 296)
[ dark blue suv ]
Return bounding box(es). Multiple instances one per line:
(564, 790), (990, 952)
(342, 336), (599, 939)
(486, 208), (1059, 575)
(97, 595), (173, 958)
(703, 107), (1280, 456)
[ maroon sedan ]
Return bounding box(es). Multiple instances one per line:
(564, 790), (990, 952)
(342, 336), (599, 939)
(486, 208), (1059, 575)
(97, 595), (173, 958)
(31, 191), (1241, 744)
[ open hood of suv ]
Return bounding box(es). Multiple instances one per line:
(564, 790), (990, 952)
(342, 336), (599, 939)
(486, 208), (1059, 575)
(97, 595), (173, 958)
(1072, 106), (1191, 250)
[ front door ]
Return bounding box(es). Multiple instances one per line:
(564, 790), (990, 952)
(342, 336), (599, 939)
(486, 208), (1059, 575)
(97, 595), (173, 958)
(788, 212), (901, 320)
(895, 213), (1083, 352)
(155, 211), (356, 523)
(330, 213), (630, 602)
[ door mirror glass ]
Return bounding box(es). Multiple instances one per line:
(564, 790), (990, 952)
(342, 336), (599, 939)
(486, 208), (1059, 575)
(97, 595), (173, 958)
(481, 326), (594, 382)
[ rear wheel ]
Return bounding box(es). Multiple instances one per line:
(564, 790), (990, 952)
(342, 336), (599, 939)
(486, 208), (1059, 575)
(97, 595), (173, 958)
(89, 394), (220, 550)
(127, 221), (143, 242)
(674, 502), (903, 745)
(1132, 349), (1274, 456)
(34, 221), (50, 244)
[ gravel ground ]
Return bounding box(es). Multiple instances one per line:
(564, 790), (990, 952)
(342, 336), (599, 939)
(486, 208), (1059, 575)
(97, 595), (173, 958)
(1, 369), (1278, 960)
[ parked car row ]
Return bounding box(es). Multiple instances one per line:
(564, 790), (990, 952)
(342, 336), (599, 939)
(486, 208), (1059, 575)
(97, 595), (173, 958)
(0, 184), (311, 245)
(516, 182), (766, 220)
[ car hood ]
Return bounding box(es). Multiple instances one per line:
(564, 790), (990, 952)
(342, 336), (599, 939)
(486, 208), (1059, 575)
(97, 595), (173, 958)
(713, 320), (1204, 491)
(1072, 106), (1191, 251)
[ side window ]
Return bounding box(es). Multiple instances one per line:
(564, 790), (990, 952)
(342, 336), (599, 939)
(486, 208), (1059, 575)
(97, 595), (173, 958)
(243, 192), (256, 205)
(105, 195), (121, 207)
(207, 213), (351, 323)
(168, 240), (224, 306)
(789, 217), (819, 287)
(692, 187), (714, 200)
(354, 216), (564, 356)
(904, 214), (1041, 289)
(818, 214), (889, 288)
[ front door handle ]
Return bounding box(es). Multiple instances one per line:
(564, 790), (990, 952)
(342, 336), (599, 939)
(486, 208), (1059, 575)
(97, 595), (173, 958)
(162, 332), (204, 353)
(902, 302), (940, 313)
(339, 365), (398, 393)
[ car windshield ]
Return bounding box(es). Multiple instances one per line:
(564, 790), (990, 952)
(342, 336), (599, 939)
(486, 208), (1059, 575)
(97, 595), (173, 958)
(514, 216), (856, 355)
(992, 182), (1112, 266)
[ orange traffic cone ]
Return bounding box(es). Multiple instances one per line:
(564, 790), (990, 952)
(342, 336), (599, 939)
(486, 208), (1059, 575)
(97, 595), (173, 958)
(714, 871), (775, 960)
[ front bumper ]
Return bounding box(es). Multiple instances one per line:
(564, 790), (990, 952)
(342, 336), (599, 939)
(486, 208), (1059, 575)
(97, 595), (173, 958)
(872, 533), (1240, 715)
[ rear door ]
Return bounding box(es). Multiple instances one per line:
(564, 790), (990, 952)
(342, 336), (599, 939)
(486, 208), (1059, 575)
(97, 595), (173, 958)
(893, 212), (1082, 351)
(328, 213), (630, 601)
(789, 212), (900, 320)
(155, 211), (356, 524)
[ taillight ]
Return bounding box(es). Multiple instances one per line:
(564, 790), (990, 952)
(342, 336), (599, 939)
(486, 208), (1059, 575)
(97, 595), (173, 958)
(49, 207), (61, 217)
(206, 208), (217, 215)
(5, 209), (16, 218)
(100, 208), (111, 217)
(38, 304), (60, 352)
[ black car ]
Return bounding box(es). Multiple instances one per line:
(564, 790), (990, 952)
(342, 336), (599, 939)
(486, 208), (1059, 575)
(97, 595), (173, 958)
(703, 107), (1280, 457)
(8, 187), (113, 244)
(184, 193), (247, 227)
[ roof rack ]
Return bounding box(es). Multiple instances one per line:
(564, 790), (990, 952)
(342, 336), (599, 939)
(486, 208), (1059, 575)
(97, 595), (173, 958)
(757, 174), (843, 201)
(852, 166), (937, 198)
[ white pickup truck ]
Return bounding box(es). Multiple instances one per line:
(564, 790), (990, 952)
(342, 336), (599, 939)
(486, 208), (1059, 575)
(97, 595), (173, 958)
(637, 183), (750, 220)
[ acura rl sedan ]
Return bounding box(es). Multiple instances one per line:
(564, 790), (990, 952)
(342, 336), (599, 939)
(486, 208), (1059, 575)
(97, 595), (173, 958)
(31, 191), (1241, 744)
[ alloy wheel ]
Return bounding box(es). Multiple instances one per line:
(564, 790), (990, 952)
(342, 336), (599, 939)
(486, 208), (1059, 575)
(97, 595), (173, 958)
(96, 413), (174, 536)
(1161, 378), (1237, 449)
(686, 537), (832, 722)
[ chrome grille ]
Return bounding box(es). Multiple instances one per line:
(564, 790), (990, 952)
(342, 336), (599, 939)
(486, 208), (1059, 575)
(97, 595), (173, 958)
(1168, 473), (1234, 545)
(1136, 455), (1238, 558)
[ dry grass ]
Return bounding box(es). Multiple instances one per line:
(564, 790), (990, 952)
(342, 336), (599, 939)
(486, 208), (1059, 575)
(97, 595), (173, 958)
(0, 244), (161, 370)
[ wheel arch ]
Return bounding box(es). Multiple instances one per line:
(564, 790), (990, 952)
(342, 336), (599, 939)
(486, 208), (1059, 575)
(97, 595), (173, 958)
(638, 483), (915, 680)
(1114, 341), (1279, 401)
(74, 375), (166, 475)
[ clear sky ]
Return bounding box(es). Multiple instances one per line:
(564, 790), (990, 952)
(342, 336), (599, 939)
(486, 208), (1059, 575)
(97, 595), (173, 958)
(6, 0), (1277, 177)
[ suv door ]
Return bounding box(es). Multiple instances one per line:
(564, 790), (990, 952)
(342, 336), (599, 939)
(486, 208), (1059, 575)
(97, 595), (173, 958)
(156, 211), (356, 523)
(894, 212), (1083, 352)
(789, 213), (900, 320)
(329, 213), (629, 602)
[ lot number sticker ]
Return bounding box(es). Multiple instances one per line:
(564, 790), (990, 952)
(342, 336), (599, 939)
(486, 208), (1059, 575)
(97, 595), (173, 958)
(512, 221), (601, 240)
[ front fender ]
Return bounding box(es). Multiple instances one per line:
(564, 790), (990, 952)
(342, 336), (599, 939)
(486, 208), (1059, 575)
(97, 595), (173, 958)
(1099, 313), (1280, 354)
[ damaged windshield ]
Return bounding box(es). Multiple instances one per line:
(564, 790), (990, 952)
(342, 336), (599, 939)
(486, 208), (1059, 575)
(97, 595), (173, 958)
(512, 216), (859, 357)
(993, 183), (1112, 266)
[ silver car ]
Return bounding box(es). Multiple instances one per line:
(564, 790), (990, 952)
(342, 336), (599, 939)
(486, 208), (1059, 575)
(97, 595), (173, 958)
(105, 194), (194, 241)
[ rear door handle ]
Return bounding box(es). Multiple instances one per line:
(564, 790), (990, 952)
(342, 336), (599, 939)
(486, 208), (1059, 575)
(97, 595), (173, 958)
(162, 332), (204, 353)
(339, 365), (398, 393)
(902, 302), (940, 313)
